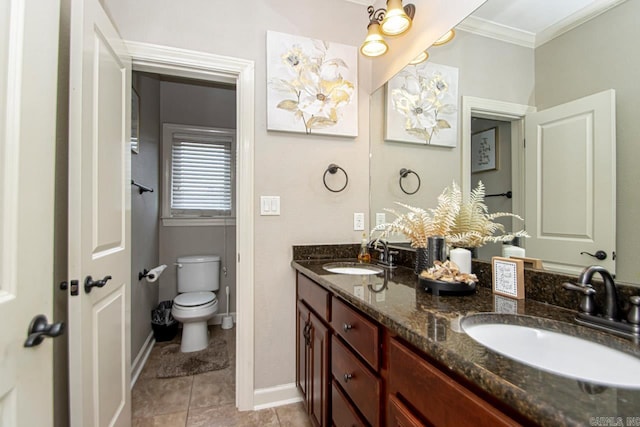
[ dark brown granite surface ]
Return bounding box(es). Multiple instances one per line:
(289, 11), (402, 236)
(291, 245), (640, 427)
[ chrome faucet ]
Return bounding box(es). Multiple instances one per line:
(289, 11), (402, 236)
(563, 265), (640, 341)
(368, 239), (398, 269)
(577, 265), (618, 320)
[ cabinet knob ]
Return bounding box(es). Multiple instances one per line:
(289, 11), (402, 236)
(343, 373), (353, 383)
(343, 323), (353, 332)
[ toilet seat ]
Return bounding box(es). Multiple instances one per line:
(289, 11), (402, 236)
(174, 291), (217, 308)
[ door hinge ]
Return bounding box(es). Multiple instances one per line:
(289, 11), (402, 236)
(70, 279), (79, 296)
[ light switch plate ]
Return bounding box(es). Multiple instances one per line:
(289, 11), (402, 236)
(376, 213), (386, 227)
(260, 196), (280, 215)
(353, 212), (365, 231)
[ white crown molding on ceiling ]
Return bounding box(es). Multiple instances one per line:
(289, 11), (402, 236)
(459, 0), (627, 48)
(345, 0), (628, 48)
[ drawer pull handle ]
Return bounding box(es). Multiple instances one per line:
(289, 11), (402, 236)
(343, 323), (353, 332)
(343, 373), (353, 383)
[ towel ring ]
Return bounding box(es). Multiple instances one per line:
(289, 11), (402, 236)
(399, 168), (421, 195)
(323, 164), (348, 193)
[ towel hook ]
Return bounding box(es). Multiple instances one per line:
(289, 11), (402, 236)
(323, 164), (348, 193)
(399, 168), (421, 195)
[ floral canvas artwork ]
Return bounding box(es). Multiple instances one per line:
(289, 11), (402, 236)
(267, 31), (358, 137)
(385, 62), (459, 147)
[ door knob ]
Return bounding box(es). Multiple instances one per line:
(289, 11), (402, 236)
(24, 314), (65, 347)
(580, 250), (607, 260)
(84, 275), (112, 293)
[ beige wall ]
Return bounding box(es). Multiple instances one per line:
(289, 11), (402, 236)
(103, 0), (373, 389)
(535, 0), (640, 284)
(130, 72), (161, 359)
(370, 31), (534, 228)
(157, 80), (237, 317)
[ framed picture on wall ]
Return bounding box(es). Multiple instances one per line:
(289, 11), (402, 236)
(131, 87), (140, 154)
(266, 31), (358, 137)
(471, 127), (498, 172)
(385, 62), (459, 147)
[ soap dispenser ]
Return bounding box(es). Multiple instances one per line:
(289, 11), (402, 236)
(358, 234), (371, 263)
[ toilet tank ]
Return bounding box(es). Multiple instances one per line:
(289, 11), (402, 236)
(176, 255), (220, 293)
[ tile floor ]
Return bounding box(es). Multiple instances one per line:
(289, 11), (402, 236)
(133, 326), (311, 427)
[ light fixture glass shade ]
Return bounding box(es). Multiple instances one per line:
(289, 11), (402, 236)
(432, 29), (455, 46)
(381, 0), (412, 36)
(360, 21), (388, 57)
(408, 50), (428, 65)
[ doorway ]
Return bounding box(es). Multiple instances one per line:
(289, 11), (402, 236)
(126, 42), (255, 410)
(471, 117), (514, 260)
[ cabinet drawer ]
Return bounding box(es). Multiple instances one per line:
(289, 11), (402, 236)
(389, 338), (520, 427)
(331, 335), (380, 427)
(388, 394), (425, 427)
(297, 273), (330, 322)
(331, 297), (380, 370)
(331, 382), (366, 427)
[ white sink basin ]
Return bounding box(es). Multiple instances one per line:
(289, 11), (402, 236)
(322, 262), (383, 275)
(461, 316), (640, 389)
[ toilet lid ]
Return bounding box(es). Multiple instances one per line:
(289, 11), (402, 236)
(174, 291), (216, 307)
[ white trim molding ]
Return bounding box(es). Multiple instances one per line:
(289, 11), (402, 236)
(125, 40), (256, 411)
(253, 383), (303, 411)
(458, 16), (536, 48)
(130, 332), (155, 389)
(458, 0), (627, 48)
(461, 96), (535, 219)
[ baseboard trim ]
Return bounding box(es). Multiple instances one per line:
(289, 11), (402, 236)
(131, 331), (155, 389)
(253, 383), (302, 410)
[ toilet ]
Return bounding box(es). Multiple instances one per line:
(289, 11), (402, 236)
(172, 255), (220, 352)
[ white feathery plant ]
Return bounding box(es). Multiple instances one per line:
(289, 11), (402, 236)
(371, 181), (528, 248)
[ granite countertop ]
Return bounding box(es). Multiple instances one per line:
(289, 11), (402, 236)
(292, 258), (640, 427)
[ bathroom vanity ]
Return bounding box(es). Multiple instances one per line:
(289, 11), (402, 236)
(292, 252), (640, 426)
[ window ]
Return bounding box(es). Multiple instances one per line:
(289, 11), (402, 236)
(163, 124), (235, 224)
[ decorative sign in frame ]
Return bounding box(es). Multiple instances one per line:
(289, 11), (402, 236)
(492, 256), (525, 300)
(471, 127), (497, 172)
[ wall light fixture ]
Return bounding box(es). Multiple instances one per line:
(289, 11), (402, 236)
(360, 1), (416, 57)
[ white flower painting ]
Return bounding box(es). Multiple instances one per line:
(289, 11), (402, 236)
(385, 62), (458, 147)
(267, 31), (358, 137)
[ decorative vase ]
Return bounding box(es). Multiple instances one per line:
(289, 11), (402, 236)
(415, 236), (446, 275)
(415, 247), (429, 275)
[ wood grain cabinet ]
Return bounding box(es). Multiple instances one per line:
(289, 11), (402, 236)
(297, 275), (331, 427)
(296, 272), (525, 427)
(388, 337), (522, 427)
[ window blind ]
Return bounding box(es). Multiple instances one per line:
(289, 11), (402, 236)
(171, 132), (233, 215)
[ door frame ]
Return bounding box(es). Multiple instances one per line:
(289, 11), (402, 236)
(125, 41), (255, 410)
(461, 96), (536, 220)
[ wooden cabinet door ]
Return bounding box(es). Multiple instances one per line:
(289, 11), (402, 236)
(297, 301), (310, 403)
(309, 311), (330, 427)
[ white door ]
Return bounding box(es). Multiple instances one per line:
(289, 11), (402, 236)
(67, 0), (132, 425)
(0, 0), (60, 425)
(525, 90), (616, 275)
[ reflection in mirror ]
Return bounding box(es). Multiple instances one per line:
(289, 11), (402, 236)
(370, 1), (639, 285)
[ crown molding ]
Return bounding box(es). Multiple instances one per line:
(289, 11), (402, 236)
(458, 0), (627, 49)
(343, 0), (370, 5)
(535, 0), (627, 47)
(457, 15), (535, 48)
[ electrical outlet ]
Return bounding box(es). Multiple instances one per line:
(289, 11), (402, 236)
(353, 212), (365, 231)
(376, 212), (386, 226)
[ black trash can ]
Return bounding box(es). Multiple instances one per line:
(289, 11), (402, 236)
(151, 300), (178, 342)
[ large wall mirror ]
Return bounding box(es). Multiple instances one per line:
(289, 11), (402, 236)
(369, 0), (640, 285)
